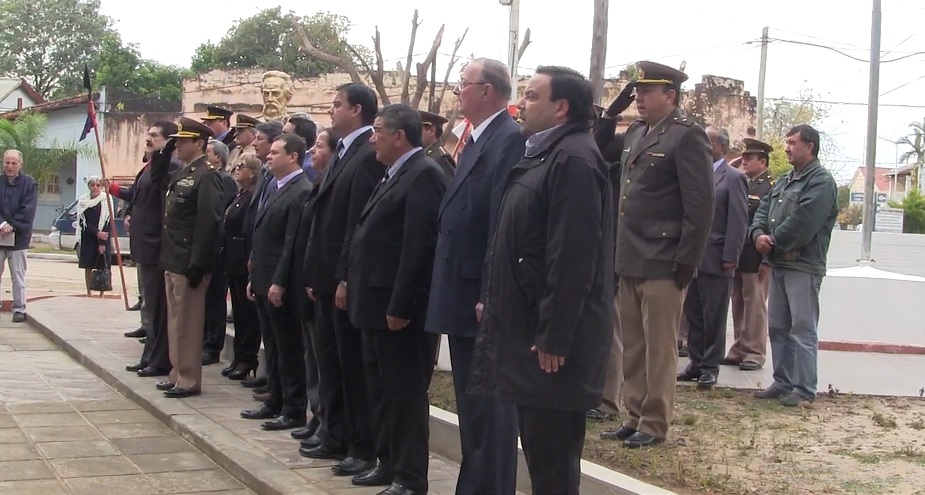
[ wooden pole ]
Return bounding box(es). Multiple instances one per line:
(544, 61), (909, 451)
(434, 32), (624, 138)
(590, 0), (609, 105)
(87, 98), (129, 308)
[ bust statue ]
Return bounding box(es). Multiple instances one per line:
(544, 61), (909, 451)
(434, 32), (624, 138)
(260, 70), (294, 122)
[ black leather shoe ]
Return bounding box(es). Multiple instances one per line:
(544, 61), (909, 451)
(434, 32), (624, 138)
(240, 404), (280, 420)
(201, 353), (220, 366)
(128, 300), (143, 311)
(163, 387), (200, 399)
(376, 481), (424, 495)
(124, 328), (146, 338)
(299, 444), (346, 460)
(600, 425), (636, 441)
(299, 434), (323, 449)
(719, 357), (740, 366)
(332, 457), (373, 476)
(220, 363), (236, 377)
(155, 381), (175, 391)
(241, 376), (267, 389)
(291, 425), (318, 440)
(252, 385), (268, 394)
(623, 431), (665, 449)
(697, 373), (718, 390)
(137, 367), (169, 377)
(676, 366), (702, 382)
(125, 362), (146, 372)
(228, 364), (258, 381)
(261, 416), (306, 431)
(138, 337), (146, 344)
(739, 361), (762, 371)
(351, 464), (395, 487)
(586, 408), (617, 422)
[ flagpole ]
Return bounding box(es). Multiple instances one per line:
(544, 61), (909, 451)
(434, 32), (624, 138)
(83, 67), (129, 309)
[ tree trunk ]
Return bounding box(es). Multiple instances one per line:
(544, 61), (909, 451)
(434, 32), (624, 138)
(410, 25), (445, 110)
(401, 10), (422, 105)
(434, 28), (469, 113)
(290, 16), (362, 85)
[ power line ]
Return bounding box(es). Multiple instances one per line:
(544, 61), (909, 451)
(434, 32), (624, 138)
(760, 37), (925, 63)
(879, 73), (925, 96)
(768, 97), (925, 109)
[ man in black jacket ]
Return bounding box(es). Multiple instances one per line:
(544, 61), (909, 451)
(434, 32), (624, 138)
(241, 133), (312, 430)
(150, 117), (225, 398)
(470, 66), (614, 495)
(345, 104), (444, 495)
(108, 122), (181, 377)
(300, 84), (383, 479)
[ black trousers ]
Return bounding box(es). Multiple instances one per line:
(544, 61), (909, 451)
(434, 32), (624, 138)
(684, 272), (732, 375)
(202, 270), (229, 357)
(255, 294), (307, 418)
(227, 273), (260, 367)
(362, 328), (438, 493)
(296, 288), (323, 432)
(312, 291), (374, 460)
(311, 291), (346, 448)
(449, 335), (519, 495)
(138, 263), (170, 371)
(516, 406), (586, 495)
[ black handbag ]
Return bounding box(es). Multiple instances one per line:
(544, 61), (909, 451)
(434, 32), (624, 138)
(90, 254), (112, 292)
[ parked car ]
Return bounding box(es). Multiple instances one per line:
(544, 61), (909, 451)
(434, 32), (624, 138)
(48, 198), (132, 260)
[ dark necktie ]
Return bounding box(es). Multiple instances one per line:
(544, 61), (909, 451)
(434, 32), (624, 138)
(257, 172), (274, 210)
(322, 141), (346, 187)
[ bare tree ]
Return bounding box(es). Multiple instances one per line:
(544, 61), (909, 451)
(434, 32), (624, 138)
(401, 11), (423, 104)
(289, 16), (362, 85)
(430, 28), (469, 113)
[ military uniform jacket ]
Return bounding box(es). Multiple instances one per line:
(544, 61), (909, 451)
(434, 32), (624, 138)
(614, 108), (715, 280)
(227, 144), (256, 172)
(425, 142), (455, 179)
(737, 170), (773, 273)
(151, 153), (225, 275)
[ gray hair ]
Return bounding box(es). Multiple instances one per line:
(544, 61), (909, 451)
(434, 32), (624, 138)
(473, 58), (512, 100)
(86, 175), (103, 186)
(377, 104), (423, 148)
(3, 149), (23, 162)
(706, 126), (730, 149)
(208, 139), (229, 166)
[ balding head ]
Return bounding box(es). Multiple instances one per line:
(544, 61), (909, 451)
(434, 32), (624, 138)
(456, 58), (512, 127)
(3, 150), (23, 178)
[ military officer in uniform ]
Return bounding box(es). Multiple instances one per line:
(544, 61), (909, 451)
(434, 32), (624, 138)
(611, 61), (714, 448)
(150, 117), (226, 398)
(723, 138), (774, 371)
(419, 110), (455, 178)
(228, 114), (260, 172)
(202, 105), (237, 152)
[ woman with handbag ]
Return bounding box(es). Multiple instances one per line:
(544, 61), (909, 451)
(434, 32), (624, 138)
(221, 154), (263, 380)
(76, 176), (113, 297)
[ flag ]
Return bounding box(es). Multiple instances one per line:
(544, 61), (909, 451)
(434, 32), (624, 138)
(79, 64), (95, 142)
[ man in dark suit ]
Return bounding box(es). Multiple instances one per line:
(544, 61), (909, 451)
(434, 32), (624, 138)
(107, 122), (180, 378)
(678, 126), (748, 389)
(469, 66), (614, 495)
(150, 117), (225, 399)
(300, 84), (383, 478)
(424, 58), (523, 495)
(613, 61), (714, 448)
(241, 133), (312, 431)
(724, 138), (775, 371)
(345, 104), (444, 495)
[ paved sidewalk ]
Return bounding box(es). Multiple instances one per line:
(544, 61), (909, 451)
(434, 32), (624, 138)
(24, 297), (496, 495)
(0, 318), (253, 495)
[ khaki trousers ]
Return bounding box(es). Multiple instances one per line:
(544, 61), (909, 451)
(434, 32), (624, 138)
(599, 294), (623, 414)
(165, 271), (211, 391)
(726, 270), (769, 366)
(620, 277), (684, 439)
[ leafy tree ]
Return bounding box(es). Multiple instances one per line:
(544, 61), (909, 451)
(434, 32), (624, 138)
(898, 118), (925, 193)
(190, 8), (369, 78)
(762, 89), (836, 177)
(891, 189), (925, 234)
(94, 33), (189, 101)
(0, 112), (91, 185)
(837, 204), (863, 227)
(0, 0), (112, 98)
(837, 185), (851, 212)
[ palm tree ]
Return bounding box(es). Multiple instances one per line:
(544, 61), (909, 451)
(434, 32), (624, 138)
(898, 118), (925, 193)
(0, 111), (91, 187)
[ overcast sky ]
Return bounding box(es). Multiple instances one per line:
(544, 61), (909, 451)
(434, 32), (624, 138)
(100, 0), (925, 180)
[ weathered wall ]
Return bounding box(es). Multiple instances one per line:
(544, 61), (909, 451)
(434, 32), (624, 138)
(182, 69), (756, 146)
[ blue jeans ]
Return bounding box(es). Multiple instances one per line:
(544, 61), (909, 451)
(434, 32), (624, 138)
(768, 268), (823, 399)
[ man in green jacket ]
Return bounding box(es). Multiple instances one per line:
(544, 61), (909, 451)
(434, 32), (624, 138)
(748, 124), (837, 407)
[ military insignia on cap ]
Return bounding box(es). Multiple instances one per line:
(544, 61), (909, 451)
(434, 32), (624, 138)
(636, 66), (645, 79)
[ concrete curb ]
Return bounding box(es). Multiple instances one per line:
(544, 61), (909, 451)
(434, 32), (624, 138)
(26, 305), (330, 495)
(27, 252), (78, 262)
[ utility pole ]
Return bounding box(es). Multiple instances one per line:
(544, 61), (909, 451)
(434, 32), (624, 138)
(756, 27), (769, 140)
(501, 0), (520, 105)
(860, 0), (881, 264)
(589, 0), (609, 105)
